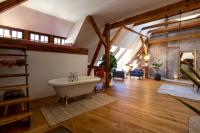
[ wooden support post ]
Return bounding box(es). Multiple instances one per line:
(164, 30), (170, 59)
(87, 27), (123, 76)
(140, 36), (147, 55)
(105, 24), (111, 88)
(87, 27), (107, 75)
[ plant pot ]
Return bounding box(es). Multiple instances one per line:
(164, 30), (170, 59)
(154, 73), (161, 81)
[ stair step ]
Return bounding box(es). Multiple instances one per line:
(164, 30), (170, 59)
(0, 111), (32, 126)
(0, 97), (30, 106)
(0, 84), (28, 91)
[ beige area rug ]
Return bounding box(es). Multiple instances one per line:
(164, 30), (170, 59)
(41, 93), (119, 126)
(189, 116), (200, 133)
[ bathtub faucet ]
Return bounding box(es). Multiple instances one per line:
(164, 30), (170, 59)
(68, 72), (78, 82)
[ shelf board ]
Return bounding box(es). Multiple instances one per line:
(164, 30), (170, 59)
(0, 111), (32, 126)
(0, 96), (30, 106)
(0, 84), (28, 91)
(0, 54), (27, 57)
(0, 73), (29, 78)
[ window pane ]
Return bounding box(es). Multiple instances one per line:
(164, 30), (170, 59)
(40, 35), (45, 42)
(17, 32), (22, 39)
(62, 39), (65, 44)
(12, 31), (17, 38)
(4, 29), (11, 38)
(64, 39), (68, 44)
(30, 33), (35, 40)
(57, 38), (61, 44)
(54, 38), (58, 44)
(110, 46), (118, 52)
(44, 36), (48, 42)
(0, 28), (3, 37)
(35, 34), (39, 41)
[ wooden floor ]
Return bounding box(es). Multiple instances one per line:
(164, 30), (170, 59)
(1, 79), (200, 133)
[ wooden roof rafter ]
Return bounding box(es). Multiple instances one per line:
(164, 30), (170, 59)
(149, 33), (200, 45)
(110, 0), (200, 29)
(141, 15), (200, 30)
(123, 26), (148, 38)
(148, 20), (200, 35)
(0, 0), (28, 13)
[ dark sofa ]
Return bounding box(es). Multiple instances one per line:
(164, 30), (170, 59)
(130, 69), (144, 79)
(113, 70), (125, 80)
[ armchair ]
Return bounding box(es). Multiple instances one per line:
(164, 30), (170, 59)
(130, 69), (144, 79)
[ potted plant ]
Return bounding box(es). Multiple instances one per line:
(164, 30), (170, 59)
(152, 59), (163, 81)
(99, 52), (117, 79)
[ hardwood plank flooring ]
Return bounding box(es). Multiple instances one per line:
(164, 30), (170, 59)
(1, 79), (200, 133)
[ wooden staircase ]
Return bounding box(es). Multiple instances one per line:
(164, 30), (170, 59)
(0, 44), (31, 126)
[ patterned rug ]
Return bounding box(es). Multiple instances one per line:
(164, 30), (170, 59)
(41, 93), (119, 126)
(158, 84), (200, 101)
(189, 116), (200, 133)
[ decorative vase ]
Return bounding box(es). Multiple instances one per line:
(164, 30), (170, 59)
(154, 72), (161, 81)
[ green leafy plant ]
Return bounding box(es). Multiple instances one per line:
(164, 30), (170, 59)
(152, 59), (163, 72)
(99, 52), (117, 72)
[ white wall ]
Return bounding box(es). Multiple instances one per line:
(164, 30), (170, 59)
(28, 51), (88, 99)
(0, 50), (88, 100)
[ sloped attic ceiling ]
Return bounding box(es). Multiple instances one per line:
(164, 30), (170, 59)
(21, 0), (181, 65)
(22, 0), (180, 23)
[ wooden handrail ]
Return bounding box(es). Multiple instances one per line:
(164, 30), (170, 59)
(0, 38), (88, 55)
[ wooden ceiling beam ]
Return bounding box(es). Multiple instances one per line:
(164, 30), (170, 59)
(0, 0), (28, 13)
(110, 0), (200, 29)
(149, 33), (200, 45)
(149, 20), (200, 35)
(142, 16), (200, 30)
(87, 16), (108, 48)
(124, 26), (148, 38)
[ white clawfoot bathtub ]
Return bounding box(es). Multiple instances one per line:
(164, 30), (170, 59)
(48, 76), (100, 105)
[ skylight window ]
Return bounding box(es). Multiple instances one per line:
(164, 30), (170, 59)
(115, 47), (125, 59)
(175, 13), (200, 21)
(110, 46), (118, 53)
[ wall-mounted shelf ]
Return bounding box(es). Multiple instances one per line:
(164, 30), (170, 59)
(0, 111), (32, 126)
(0, 84), (28, 91)
(0, 45), (31, 127)
(0, 96), (30, 106)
